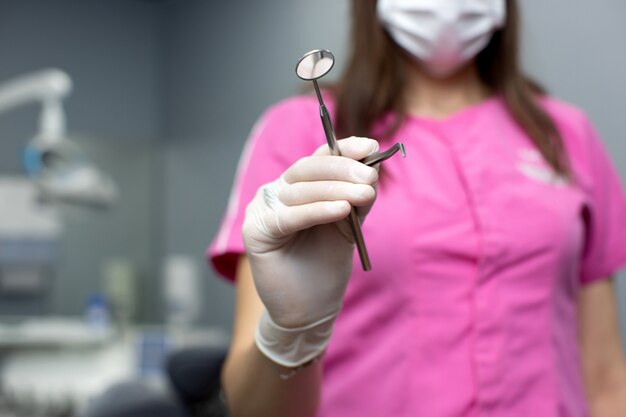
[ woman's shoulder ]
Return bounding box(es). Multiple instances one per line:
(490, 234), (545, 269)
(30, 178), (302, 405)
(537, 95), (602, 157)
(537, 95), (614, 186)
(537, 95), (594, 139)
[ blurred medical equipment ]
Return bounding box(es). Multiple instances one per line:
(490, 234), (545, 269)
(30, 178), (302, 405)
(86, 345), (229, 417)
(0, 316), (113, 349)
(0, 316), (116, 417)
(295, 49), (406, 271)
(85, 293), (113, 334)
(0, 178), (61, 303)
(0, 68), (117, 208)
(0, 320), (229, 417)
(163, 256), (201, 331)
(102, 258), (138, 326)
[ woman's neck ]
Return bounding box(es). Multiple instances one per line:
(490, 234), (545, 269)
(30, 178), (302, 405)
(404, 58), (492, 120)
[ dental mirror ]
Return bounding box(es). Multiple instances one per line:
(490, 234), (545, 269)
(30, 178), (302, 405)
(295, 49), (335, 81)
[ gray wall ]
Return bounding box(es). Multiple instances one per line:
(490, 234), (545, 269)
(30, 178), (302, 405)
(0, 0), (162, 319)
(160, 0), (626, 337)
(521, 0), (626, 175)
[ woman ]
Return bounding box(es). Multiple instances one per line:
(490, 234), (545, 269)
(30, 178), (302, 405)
(209, 0), (626, 416)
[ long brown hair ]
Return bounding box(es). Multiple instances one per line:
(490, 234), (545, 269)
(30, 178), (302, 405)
(333, 0), (570, 178)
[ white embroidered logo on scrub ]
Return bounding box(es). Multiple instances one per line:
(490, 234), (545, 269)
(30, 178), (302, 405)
(516, 148), (567, 186)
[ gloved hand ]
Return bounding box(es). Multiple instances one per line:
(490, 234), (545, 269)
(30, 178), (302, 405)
(243, 136), (379, 367)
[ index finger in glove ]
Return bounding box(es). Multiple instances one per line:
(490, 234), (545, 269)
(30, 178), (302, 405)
(283, 155), (378, 185)
(313, 136), (380, 161)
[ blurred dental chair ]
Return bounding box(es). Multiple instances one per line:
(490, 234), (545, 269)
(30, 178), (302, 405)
(85, 346), (229, 417)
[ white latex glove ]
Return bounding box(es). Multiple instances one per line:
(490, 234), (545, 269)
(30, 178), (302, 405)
(243, 136), (379, 367)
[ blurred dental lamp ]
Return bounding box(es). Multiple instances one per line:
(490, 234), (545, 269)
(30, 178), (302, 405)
(0, 69), (117, 208)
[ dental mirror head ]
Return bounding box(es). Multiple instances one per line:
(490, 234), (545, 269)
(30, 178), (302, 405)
(295, 49), (335, 81)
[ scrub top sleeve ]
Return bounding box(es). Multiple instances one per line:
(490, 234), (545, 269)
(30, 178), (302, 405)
(207, 97), (320, 282)
(579, 119), (626, 285)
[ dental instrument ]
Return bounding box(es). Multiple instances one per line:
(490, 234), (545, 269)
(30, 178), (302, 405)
(295, 49), (406, 271)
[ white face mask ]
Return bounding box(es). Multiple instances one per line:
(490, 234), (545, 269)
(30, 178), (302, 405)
(377, 0), (506, 77)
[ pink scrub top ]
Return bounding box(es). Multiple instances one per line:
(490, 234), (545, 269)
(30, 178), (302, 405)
(208, 94), (626, 417)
